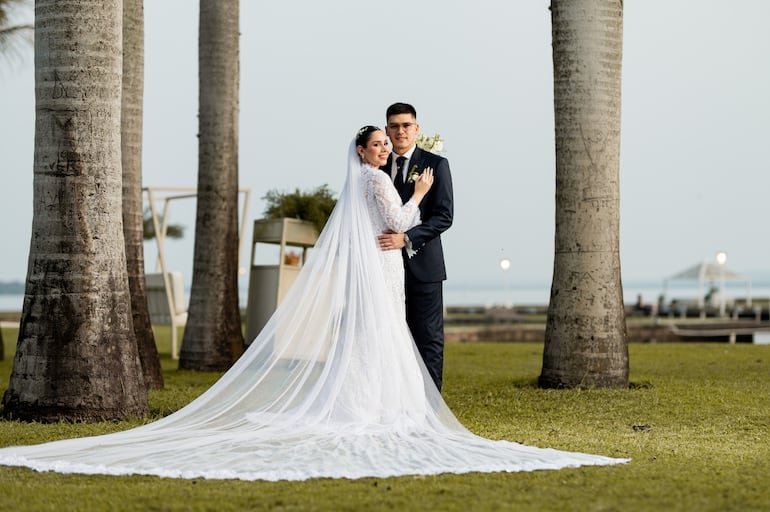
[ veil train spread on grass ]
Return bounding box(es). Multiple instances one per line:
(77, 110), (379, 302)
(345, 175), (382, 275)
(0, 141), (629, 481)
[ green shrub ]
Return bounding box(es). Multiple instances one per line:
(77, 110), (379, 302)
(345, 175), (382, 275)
(262, 185), (337, 234)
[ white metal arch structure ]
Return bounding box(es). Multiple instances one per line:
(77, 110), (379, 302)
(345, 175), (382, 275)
(142, 186), (251, 358)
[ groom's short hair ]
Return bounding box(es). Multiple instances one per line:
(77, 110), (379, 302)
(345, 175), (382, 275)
(386, 102), (417, 119)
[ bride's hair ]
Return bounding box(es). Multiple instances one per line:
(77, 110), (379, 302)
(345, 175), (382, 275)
(355, 125), (381, 148)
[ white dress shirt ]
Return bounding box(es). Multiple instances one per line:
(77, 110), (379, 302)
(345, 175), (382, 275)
(390, 145), (417, 182)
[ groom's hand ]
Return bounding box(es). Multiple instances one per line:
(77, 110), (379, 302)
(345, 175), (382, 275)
(378, 230), (406, 251)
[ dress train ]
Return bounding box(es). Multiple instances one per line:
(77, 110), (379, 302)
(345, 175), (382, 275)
(0, 141), (629, 480)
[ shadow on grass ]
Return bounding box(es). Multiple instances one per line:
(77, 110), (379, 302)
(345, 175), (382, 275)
(508, 378), (655, 390)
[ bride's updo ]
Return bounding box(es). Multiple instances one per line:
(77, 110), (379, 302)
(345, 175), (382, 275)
(355, 125), (381, 148)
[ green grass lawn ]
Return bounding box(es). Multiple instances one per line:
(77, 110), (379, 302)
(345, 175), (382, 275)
(0, 326), (768, 512)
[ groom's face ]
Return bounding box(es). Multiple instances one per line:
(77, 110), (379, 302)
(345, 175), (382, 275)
(385, 114), (420, 155)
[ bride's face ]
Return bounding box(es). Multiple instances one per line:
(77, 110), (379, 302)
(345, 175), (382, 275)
(358, 130), (390, 167)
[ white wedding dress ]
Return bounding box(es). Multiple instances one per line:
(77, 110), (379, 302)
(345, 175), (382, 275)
(0, 142), (628, 481)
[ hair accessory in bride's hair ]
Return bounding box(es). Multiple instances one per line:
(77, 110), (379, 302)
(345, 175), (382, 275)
(355, 125), (381, 148)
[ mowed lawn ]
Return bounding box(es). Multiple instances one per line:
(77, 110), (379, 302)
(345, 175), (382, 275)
(0, 325), (768, 512)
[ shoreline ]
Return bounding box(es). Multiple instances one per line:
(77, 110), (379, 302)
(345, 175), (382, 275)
(4, 309), (770, 344)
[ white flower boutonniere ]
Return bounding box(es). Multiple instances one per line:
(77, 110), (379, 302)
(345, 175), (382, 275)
(415, 132), (444, 154)
(407, 164), (421, 184)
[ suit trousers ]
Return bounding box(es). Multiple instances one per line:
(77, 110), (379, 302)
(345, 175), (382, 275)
(405, 280), (445, 391)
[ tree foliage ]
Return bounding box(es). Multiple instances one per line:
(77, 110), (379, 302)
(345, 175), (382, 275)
(142, 208), (185, 240)
(262, 185), (337, 234)
(0, 0), (33, 63)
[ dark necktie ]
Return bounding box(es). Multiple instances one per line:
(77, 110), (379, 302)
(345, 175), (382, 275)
(395, 156), (406, 185)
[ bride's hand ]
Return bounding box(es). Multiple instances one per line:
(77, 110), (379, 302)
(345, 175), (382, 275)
(412, 167), (434, 202)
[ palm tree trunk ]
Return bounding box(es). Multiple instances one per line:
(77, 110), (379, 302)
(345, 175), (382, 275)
(122, 0), (163, 389)
(540, 0), (628, 389)
(179, 0), (244, 371)
(2, 0), (148, 421)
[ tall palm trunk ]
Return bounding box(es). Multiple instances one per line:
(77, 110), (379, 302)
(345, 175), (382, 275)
(540, 0), (628, 389)
(122, 0), (162, 389)
(2, 0), (148, 420)
(179, 0), (244, 371)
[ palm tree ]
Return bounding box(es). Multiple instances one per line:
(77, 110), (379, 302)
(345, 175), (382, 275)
(143, 207), (184, 240)
(2, 0), (148, 420)
(539, 0), (628, 389)
(179, 0), (244, 371)
(122, 0), (163, 390)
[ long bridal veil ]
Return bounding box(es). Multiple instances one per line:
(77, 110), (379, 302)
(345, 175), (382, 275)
(0, 141), (628, 481)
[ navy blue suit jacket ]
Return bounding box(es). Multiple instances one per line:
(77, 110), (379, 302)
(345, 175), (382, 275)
(383, 147), (454, 283)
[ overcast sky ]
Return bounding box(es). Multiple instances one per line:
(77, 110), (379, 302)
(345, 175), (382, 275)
(1, 1), (769, 297)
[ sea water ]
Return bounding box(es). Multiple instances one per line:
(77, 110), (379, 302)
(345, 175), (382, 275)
(3, 281), (770, 345)
(2, 280), (769, 310)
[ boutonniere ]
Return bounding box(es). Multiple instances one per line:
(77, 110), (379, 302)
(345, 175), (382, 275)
(407, 164), (421, 184)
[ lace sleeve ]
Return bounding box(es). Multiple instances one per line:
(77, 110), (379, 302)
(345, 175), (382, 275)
(371, 172), (420, 233)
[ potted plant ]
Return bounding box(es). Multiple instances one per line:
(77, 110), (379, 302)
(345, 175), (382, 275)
(261, 185), (337, 234)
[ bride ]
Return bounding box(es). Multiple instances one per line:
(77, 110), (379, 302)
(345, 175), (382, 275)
(0, 127), (628, 481)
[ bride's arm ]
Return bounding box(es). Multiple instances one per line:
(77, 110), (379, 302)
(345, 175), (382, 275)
(372, 173), (421, 233)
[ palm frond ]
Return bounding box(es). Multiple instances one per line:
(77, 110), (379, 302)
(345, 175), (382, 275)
(0, 0), (33, 65)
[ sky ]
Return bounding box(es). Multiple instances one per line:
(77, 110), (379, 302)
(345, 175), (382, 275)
(1, 1), (769, 300)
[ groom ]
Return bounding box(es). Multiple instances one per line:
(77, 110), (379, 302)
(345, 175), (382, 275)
(377, 102), (454, 391)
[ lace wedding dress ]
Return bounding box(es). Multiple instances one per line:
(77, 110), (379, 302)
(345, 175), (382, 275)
(0, 141), (628, 481)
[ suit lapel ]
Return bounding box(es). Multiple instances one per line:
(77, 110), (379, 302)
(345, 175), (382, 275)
(398, 148), (424, 201)
(408, 148), (425, 179)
